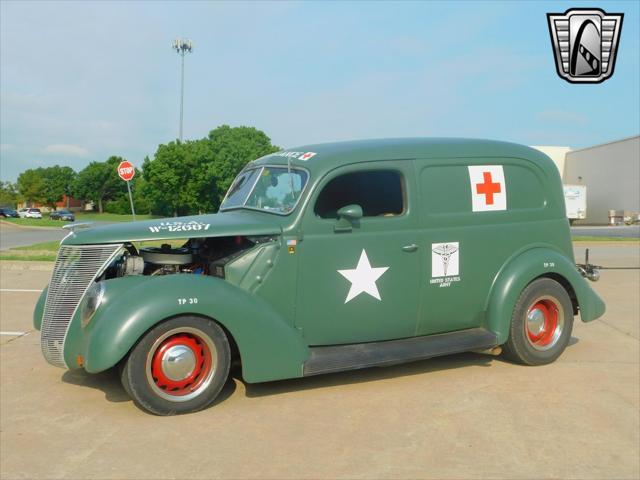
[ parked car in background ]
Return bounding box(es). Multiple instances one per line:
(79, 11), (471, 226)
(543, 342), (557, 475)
(0, 207), (19, 218)
(50, 209), (75, 221)
(24, 208), (42, 219)
(18, 208), (29, 218)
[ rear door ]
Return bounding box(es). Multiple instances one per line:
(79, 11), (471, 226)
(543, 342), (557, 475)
(415, 158), (549, 336)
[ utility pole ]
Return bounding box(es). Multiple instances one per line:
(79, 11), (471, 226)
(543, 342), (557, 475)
(172, 38), (193, 142)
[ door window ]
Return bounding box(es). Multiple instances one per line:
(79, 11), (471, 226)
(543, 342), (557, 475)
(314, 170), (404, 219)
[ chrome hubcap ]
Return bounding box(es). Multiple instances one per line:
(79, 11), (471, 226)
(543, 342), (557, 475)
(146, 327), (218, 403)
(524, 296), (565, 351)
(161, 345), (196, 381)
(526, 308), (546, 336)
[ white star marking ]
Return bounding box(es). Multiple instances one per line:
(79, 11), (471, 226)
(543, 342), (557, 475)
(338, 249), (389, 303)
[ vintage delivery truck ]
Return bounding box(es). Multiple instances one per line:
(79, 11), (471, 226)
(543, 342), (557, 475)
(33, 138), (605, 415)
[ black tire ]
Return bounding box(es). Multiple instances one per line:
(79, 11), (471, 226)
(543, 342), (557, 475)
(120, 316), (231, 415)
(502, 278), (574, 366)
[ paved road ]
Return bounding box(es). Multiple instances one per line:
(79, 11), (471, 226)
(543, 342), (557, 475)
(572, 225), (640, 238)
(0, 221), (115, 250)
(0, 222), (67, 250)
(0, 243), (638, 479)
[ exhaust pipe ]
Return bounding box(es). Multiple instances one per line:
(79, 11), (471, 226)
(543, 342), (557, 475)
(473, 346), (502, 356)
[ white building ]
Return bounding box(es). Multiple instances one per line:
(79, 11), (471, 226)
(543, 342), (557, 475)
(532, 135), (639, 225)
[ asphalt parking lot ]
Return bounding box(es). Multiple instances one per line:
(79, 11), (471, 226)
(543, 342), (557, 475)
(0, 222), (68, 250)
(1, 243), (638, 480)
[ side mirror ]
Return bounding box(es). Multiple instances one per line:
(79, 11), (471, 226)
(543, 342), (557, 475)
(335, 204), (363, 232)
(337, 204), (363, 220)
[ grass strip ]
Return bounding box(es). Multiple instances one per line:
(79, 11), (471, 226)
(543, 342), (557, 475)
(1, 218), (65, 228)
(12, 240), (61, 251)
(0, 253), (58, 261)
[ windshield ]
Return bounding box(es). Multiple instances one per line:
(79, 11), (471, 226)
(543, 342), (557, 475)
(220, 166), (308, 215)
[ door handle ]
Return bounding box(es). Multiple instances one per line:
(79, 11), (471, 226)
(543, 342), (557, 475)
(402, 244), (419, 252)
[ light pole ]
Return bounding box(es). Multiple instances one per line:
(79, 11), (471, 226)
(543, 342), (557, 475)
(172, 38), (193, 142)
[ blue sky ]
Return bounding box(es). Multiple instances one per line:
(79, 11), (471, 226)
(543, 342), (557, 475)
(1, 0), (638, 182)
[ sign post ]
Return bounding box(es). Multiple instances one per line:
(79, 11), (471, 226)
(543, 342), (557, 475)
(117, 160), (136, 221)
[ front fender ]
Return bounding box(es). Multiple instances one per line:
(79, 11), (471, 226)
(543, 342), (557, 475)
(486, 247), (605, 344)
(71, 274), (309, 382)
(33, 286), (48, 331)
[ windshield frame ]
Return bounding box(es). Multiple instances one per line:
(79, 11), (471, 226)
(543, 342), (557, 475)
(219, 164), (310, 216)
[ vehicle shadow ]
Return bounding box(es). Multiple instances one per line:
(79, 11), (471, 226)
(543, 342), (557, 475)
(60, 337), (580, 405)
(241, 351), (494, 398)
(61, 368), (237, 406)
(62, 368), (130, 403)
(241, 337), (581, 398)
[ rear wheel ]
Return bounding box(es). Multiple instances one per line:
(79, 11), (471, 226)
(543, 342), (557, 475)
(502, 278), (574, 365)
(121, 316), (231, 415)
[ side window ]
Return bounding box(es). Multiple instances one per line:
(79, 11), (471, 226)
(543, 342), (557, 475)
(420, 166), (469, 215)
(314, 170), (404, 219)
(503, 165), (546, 210)
(420, 162), (546, 216)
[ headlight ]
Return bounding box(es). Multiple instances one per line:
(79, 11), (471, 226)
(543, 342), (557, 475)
(81, 281), (106, 328)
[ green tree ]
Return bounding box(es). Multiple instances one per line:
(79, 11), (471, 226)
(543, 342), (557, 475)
(143, 125), (279, 216)
(41, 165), (77, 210)
(104, 176), (151, 215)
(204, 125), (280, 207)
(0, 181), (20, 207)
(142, 142), (204, 216)
(17, 169), (46, 206)
(74, 156), (127, 213)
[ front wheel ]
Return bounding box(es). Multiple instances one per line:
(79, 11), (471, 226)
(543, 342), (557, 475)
(120, 316), (231, 415)
(502, 278), (574, 366)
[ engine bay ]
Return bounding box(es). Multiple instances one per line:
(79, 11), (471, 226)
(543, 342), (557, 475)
(104, 235), (275, 280)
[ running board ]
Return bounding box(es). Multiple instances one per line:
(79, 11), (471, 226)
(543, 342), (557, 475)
(303, 328), (498, 376)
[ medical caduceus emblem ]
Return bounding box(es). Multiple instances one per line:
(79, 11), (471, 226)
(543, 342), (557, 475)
(547, 8), (623, 84)
(432, 243), (458, 277)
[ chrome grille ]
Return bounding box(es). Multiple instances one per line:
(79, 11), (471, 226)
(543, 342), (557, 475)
(41, 244), (123, 367)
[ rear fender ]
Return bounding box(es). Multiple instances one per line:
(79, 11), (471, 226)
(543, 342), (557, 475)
(73, 274), (309, 383)
(486, 247), (605, 344)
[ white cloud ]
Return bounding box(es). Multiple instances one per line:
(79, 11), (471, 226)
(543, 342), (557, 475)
(42, 144), (89, 157)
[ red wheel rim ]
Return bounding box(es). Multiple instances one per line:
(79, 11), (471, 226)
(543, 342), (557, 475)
(525, 299), (560, 348)
(150, 333), (213, 397)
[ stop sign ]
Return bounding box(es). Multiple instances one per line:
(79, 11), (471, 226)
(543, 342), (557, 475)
(117, 161), (135, 182)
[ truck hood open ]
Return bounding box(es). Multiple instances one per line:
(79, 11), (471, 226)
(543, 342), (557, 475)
(62, 210), (283, 245)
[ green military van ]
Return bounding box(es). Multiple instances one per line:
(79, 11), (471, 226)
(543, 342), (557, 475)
(33, 138), (605, 415)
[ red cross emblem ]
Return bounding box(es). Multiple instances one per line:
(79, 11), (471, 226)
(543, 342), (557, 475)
(476, 172), (501, 205)
(299, 152), (316, 161)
